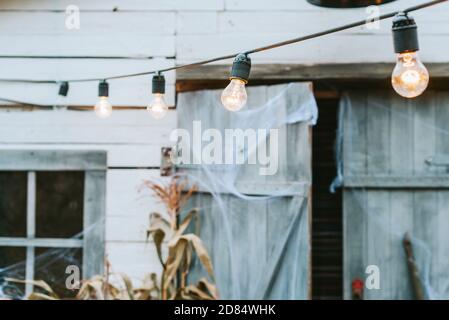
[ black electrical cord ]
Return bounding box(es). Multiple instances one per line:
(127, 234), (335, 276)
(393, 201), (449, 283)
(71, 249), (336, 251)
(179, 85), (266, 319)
(0, 0), (445, 85)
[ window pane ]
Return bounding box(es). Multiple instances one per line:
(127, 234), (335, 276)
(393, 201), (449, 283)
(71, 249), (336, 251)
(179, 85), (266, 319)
(34, 247), (82, 299)
(0, 246), (26, 298)
(36, 172), (84, 238)
(0, 172), (27, 237)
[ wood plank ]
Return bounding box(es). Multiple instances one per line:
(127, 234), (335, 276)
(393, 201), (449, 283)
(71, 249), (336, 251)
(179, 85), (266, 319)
(224, 85), (269, 299)
(25, 246), (34, 296)
(106, 169), (168, 217)
(225, 0), (329, 10)
(412, 191), (438, 299)
(177, 12), (218, 35)
(388, 93), (418, 299)
(235, 86), (268, 182)
(0, 12), (175, 35)
(218, 11), (449, 35)
(432, 92), (449, 298)
(246, 198), (269, 298)
(0, 34), (174, 58)
(224, 0), (447, 12)
(0, 0), (224, 11)
(176, 63), (449, 80)
(106, 241), (164, 287)
(229, 195), (250, 298)
(0, 144), (163, 168)
(176, 34), (449, 64)
(0, 237), (83, 247)
(26, 172), (36, 239)
(342, 92), (366, 176)
(267, 85), (288, 181)
(343, 190), (366, 299)
(0, 109), (176, 126)
(366, 91), (390, 175)
(344, 176), (449, 188)
(413, 93), (437, 175)
(255, 197), (307, 299)
(83, 170), (106, 278)
(389, 191), (414, 299)
(0, 150), (107, 170)
(390, 95), (414, 176)
(0, 58), (175, 83)
(266, 196), (310, 299)
(364, 190), (390, 299)
(184, 192), (228, 295)
(435, 92), (449, 174)
(0, 110), (176, 145)
(25, 171), (36, 296)
(178, 176), (310, 196)
(106, 216), (152, 242)
(436, 191), (449, 297)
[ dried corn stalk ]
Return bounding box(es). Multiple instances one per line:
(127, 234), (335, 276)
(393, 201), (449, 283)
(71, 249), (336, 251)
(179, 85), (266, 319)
(7, 271), (161, 300)
(144, 176), (218, 300)
(7, 176), (216, 300)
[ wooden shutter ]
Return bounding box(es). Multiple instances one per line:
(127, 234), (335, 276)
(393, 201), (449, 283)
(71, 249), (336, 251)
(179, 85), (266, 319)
(177, 83), (313, 299)
(342, 91), (449, 299)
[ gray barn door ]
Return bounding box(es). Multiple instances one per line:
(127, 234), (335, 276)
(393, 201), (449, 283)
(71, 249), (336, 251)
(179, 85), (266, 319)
(342, 91), (449, 299)
(176, 83), (314, 299)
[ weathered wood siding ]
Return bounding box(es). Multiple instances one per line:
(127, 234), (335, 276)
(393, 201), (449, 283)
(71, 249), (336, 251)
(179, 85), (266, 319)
(0, 0), (448, 286)
(342, 91), (449, 299)
(177, 84), (312, 299)
(0, 111), (175, 284)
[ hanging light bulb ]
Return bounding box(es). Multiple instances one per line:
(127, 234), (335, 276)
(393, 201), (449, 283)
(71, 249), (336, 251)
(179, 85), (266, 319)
(95, 80), (112, 118)
(221, 53), (251, 111)
(391, 12), (429, 98)
(147, 74), (168, 119)
(392, 52), (429, 98)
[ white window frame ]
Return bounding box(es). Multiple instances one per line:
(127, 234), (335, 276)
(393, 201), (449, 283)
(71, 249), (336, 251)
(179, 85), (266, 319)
(0, 150), (106, 295)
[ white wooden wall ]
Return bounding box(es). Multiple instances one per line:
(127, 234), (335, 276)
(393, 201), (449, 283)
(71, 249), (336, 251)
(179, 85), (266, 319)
(0, 0), (449, 286)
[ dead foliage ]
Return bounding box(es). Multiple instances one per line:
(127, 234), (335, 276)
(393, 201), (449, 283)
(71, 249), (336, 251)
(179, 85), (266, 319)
(8, 176), (217, 300)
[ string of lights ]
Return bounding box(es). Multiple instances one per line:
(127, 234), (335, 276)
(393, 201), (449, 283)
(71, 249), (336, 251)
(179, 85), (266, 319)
(0, 0), (446, 118)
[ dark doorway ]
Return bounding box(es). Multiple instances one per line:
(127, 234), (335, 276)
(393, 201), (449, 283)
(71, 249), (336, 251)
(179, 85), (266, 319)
(312, 96), (343, 299)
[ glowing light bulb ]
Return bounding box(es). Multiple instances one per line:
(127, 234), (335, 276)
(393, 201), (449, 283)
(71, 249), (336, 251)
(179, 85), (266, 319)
(391, 52), (429, 98)
(221, 53), (251, 112)
(147, 93), (168, 119)
(221, 78), (248, 111)
(95, 96), (112, 118)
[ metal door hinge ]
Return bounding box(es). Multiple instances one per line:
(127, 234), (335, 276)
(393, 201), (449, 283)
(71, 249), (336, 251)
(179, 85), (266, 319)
(426, 154), (449, 173)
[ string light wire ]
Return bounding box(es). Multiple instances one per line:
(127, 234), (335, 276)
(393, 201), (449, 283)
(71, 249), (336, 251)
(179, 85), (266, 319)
(0, 0), (446, 107)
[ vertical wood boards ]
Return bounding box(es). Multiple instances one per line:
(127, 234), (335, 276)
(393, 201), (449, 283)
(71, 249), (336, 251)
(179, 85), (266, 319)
(177, 83), (313, 299)
(342, 91), (449, 299)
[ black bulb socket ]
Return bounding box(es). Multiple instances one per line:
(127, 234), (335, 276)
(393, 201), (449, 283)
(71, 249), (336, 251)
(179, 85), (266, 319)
(392, 12), (419, 54)
(58, 81), (69, 97)
(98, 81), (109, 97)
(152, 74), (166, 94)
(230, 53), (251, 83)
